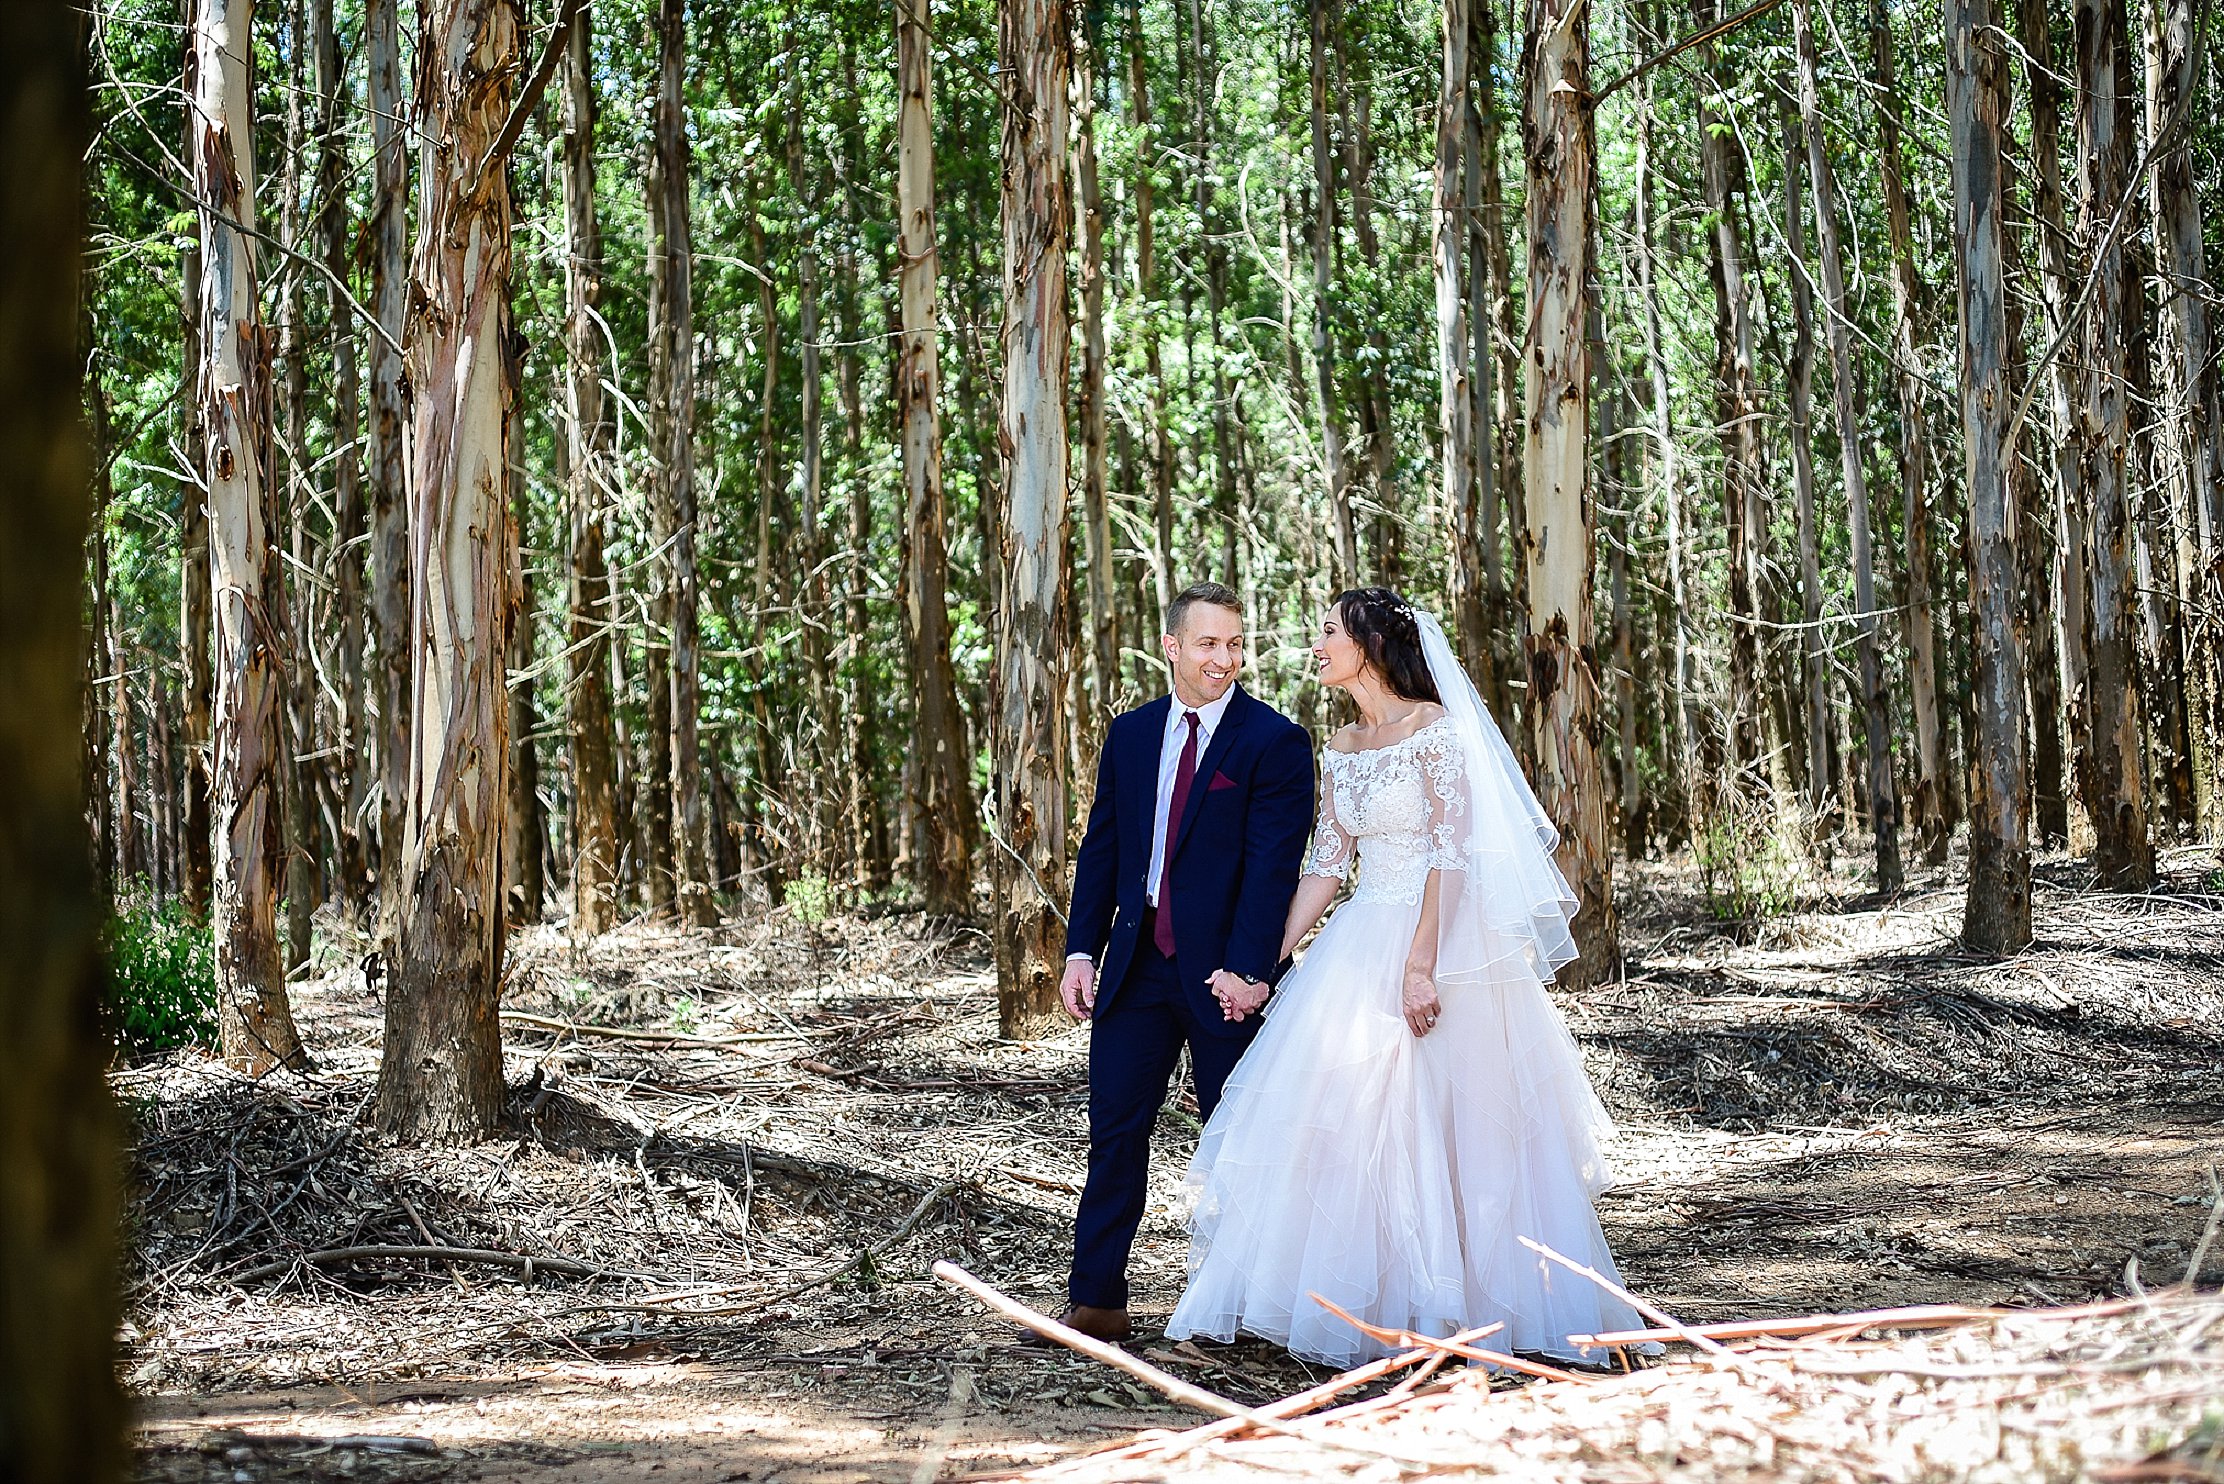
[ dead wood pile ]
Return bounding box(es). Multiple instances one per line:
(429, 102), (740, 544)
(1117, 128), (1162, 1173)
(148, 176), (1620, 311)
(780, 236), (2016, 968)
(1008, 1287), (2224, 1484)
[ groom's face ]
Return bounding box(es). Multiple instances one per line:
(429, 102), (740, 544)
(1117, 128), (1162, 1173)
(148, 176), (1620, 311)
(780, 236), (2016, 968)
(1162, 604), (1245, 708)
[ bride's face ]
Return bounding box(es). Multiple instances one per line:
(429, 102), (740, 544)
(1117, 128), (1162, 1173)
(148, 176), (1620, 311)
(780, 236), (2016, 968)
(1313, 606), (1368, 691)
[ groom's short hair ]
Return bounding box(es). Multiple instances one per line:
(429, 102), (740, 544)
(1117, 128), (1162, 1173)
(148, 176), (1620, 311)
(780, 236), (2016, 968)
(1165, 581), (1244, 637)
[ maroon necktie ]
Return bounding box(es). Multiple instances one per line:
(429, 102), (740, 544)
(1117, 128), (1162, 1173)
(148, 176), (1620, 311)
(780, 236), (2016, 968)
(1154, 710), (1201, 958)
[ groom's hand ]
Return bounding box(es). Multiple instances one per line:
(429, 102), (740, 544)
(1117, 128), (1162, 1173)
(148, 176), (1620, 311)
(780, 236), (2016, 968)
(1209, 969), (1269, 1022)
(1060, 958), (1098, 1021)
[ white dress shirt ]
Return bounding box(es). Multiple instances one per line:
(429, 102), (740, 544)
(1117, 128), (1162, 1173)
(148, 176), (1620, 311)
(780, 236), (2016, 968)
(1068, 689), (1235, 964)
(1145, 689), (1234, 907)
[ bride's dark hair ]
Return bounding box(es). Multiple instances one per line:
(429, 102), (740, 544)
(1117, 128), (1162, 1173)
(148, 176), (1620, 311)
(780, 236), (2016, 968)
(1332, 588), (1441, 704)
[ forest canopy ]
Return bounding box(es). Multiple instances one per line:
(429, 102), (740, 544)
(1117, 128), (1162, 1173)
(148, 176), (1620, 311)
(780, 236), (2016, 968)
(79, 0), (2224, 1121)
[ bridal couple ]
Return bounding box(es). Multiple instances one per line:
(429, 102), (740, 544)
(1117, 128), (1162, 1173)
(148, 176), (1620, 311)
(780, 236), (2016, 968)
(1051, 580), (1646, 1367)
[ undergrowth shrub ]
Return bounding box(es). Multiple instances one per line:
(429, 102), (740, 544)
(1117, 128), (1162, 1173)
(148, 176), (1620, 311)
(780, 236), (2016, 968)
(1694, 786), (1808, 927)
(104, 889), (217, 1052)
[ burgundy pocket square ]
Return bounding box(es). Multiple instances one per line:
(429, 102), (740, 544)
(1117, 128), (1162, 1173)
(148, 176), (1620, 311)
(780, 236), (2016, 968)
(1208, 771), (1238, 791)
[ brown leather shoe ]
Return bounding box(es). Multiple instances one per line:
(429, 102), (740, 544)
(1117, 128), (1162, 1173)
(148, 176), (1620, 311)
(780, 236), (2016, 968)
(1021, 1304), (1133, 1346)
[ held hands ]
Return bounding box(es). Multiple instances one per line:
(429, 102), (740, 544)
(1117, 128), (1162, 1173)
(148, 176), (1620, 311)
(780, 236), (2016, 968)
(1209, 968), (1271, 1022)
(1401, 959), (1442, 1038)
(1059, 959), (1099, 1021)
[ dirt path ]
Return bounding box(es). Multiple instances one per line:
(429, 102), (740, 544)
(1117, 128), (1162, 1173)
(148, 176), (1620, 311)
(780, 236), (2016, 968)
(128, 850), (2224, 1482)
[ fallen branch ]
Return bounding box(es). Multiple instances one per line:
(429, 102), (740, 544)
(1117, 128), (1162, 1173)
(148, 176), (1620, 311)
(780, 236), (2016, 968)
(1519, 1237), (1762, 1375)
(1107, 1323), (1506, 1468)
(1308, 1293), (1592, 1384)
(933, 1261), (1407, 1463)
(1569, 1302), (2009, 1349)
(234, 1244), (645, 1285)
(500, 1010), (820, 1049)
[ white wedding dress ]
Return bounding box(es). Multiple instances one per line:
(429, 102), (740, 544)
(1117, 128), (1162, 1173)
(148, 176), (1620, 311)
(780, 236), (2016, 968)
(1165, 617), (1649, 1368)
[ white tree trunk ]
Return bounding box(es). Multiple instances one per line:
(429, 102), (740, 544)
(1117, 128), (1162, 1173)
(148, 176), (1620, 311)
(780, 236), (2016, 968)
(993, 0), (1072, 1036)
(190, 0), (308, 1075)
(375, 0), (517, 1141)
(1520, 0), (1615, 986)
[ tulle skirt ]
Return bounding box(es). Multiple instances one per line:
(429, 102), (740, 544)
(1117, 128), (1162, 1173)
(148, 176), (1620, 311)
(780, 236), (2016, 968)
(1164, 890), (1648, 1368)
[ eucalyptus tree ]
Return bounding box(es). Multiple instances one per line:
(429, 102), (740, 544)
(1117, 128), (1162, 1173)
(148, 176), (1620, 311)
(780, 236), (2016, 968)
(561, 3), (620, 934)
(2073, 0), (2155, 890)
(896, 0), (975, 920)
(376, 0), (519, 1141)
(1946, 0), (2033, 953)
(190, 0), (308, 1074)
(648, 0), (713, 924)
(1521, 0), (1615, 984)
(993, 0), (1074, 1034)
(2, 7), (125, 1473)
(366, 0), (411, 930)
(1794, 0), (1899, 889)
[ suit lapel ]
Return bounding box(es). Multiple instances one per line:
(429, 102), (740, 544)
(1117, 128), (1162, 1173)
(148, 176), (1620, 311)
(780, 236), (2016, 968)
(1170, 686), (1251, 864)
(1128, 695), (1172, 849)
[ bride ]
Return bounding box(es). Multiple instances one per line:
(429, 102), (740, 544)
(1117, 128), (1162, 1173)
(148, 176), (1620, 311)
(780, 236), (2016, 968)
(1164, 587), (1649, 1367)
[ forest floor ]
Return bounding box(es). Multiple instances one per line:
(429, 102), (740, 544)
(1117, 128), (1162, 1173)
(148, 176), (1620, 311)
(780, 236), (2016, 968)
(123, 842), (2224, 1483)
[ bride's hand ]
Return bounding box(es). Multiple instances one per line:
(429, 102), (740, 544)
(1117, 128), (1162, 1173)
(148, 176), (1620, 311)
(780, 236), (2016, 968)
(1401, 961), (1441, 1038)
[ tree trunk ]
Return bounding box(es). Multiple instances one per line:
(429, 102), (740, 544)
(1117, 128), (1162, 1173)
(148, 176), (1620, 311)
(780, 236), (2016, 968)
(2143, 0), (2223, 835)
(1520, 0), (1615, 986)
(1794, 0), (1900, 887)
(1074, 18), (1117, 719)
(1946, 0), (2033, 953)
(836, 187), (885, 888)
(314, 0), (368, 914)
(1479, 4), (1524, 675)
(505, 349), (543, 928)
(2072, 0), (2155, 889)
(278, 5), (318, 975)
(1868, 0), (1948, 861)
(1435, 0), (1473, 658)
(790, 114), (833, 872)
(1308, 0), (1358, 589)
(1778, 96), (1835, 827)
(896, 0), (975, 919)
(2013, 0), (2083, 850)
(1127, 1), (1175, 618)
(1461, 42), (1497, 698)
(179, 240), (215, 918)
(1632, 42), (1697, 823)
(366, 0), (411, 937)
(191, 0), (309, 1074)
(649, 0), (713, 924)
(993, 0), (1073, 1036)
(374, 0), (517, 1142)
(1695, 1), (1768, 790)
(560, 7), (619, 934)
(0, 7), (125, 1467)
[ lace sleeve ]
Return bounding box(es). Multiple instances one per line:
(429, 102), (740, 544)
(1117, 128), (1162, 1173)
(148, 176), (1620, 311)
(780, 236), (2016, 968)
(1304, 763), (1354, 880)
(1419, 729), (1470, 873)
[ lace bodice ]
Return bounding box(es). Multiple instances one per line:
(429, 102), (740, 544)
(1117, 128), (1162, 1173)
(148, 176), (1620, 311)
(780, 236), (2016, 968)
(1304, 719), (1468, 904)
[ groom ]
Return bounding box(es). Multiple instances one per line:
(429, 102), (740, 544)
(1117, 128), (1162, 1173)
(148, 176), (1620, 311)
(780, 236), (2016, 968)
(1053, 581), (1315, 1343)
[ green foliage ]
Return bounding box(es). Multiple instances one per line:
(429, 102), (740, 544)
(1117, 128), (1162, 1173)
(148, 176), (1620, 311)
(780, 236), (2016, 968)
(1693, 792), (1804, 926)
(783, 871), (837, 927)
(103, 889), (217, 1053)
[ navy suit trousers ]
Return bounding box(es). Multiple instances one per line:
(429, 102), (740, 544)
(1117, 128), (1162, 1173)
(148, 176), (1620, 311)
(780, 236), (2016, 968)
(1068, 932), (1258, 1309)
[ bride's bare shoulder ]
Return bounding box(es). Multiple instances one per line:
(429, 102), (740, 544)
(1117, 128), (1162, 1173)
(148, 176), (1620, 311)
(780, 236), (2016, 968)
(1325, 722), (1365, 755)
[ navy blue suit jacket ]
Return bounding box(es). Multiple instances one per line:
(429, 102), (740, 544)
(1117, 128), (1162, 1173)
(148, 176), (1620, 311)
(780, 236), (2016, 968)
(1063, 686), (1316, 1026)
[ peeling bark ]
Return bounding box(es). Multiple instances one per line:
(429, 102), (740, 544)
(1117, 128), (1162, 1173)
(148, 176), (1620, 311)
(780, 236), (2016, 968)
(191, 0), (309, 1075)
(374, 0), (518, 1142)
(2072, 0), (2154, 890)
(1946, 0), (2032, 952)
(1520, 0), (1615, 986)
(896, 0), (975, 919)
(993, 0), (1073, 1036)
